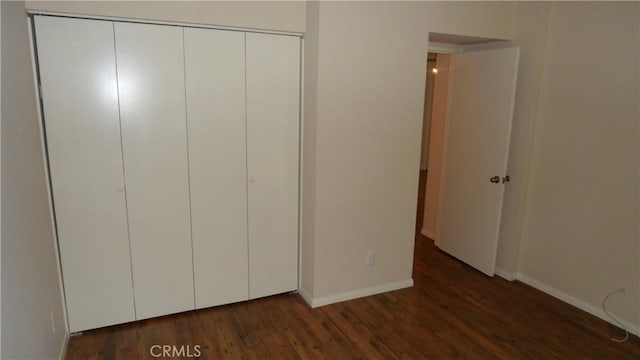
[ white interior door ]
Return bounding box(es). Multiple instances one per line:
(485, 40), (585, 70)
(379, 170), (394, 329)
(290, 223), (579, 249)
(35, 16), (135, 331)
(246, 33), (300, 299)
(115, 23), (194, 318)
(437, 47), (519, 276)
(184, 28), (249, 308)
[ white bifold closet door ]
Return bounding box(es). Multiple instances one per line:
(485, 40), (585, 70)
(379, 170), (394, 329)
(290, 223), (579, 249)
(35, 16), (135, 332)
(184, 28), (249, 308)
(246, 33), (300, 299)
(114, 23), (194, 319)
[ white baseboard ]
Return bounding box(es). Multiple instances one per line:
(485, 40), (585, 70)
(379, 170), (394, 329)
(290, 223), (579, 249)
(516, 273), (640, 337)
(298, 286), (313, 307)
(58, 332), (69, 360)
(306, 279), (414, 308)
(494, 268), (517, 281)
(420, 228), (437, 240)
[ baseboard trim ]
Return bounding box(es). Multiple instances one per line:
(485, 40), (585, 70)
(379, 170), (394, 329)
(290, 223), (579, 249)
(308, 279), (414, 308)
(298, 286), (313, 307)
(420, 228), (437, 241)
(516, 273), (640, 337)
(494, 268), (517, 281)
(58, 332), (69, 360)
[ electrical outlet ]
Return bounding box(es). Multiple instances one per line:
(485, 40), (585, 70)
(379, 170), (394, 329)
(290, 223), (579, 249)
(366, 251), (375, 267)
(50, 310), (56, 333)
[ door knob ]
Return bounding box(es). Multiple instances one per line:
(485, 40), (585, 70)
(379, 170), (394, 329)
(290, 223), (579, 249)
(490, 176), (500, 184)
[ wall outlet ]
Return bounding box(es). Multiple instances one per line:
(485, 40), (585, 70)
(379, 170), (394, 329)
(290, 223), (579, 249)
(50, 310), (56, 333)
(366, 251), (375, 267)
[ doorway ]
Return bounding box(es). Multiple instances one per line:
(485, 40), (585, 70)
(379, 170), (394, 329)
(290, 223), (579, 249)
(414, 32), (519, 276)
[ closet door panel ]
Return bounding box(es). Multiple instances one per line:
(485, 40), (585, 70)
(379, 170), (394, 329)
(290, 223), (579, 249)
(35, 16), (135, 331)
(184, 29), (249, 308)
(246, 33), (300, 299)
(114, 23), (194, 319)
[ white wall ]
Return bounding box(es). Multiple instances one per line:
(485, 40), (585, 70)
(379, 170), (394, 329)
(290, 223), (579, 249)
(1, 1), (66, 359)
(303, 1), (514, 301)
(519, 2), (639, 327)
(25, 1), (305, 33)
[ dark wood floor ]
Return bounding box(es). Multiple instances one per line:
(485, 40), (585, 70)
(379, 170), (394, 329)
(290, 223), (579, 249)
(66, 171), (640, 359)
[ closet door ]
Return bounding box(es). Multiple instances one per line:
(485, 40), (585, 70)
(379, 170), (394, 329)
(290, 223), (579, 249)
(246, 33), (300, 299)
(114, 23), (194, 319)
(184, 28), (249, 308)
(35, 16), (135, 331)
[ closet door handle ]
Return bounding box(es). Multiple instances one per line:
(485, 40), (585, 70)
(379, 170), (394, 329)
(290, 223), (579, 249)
(248, 177), (255, 183)
(489, 176), (500, 184)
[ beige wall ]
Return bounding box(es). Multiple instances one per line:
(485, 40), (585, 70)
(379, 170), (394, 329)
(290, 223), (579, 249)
(495, 2), (552, 274)
(1, 1), (66, 359)
(519, 2), (639, 326)
(26, 1), (305, 33)
(304, 1), (514, 299)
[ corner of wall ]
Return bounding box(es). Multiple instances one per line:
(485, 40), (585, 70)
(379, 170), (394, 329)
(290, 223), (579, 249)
(300, 0), (320, 299)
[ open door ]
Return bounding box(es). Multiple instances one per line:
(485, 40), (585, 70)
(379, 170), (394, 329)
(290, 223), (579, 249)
(436, 47), (519, 276)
